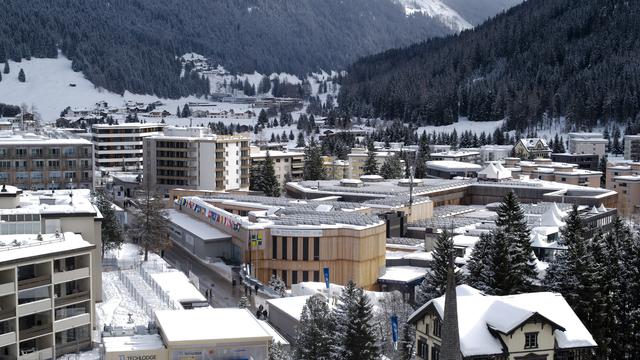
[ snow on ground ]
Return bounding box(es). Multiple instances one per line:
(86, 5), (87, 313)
(417, 117), (506, 136)
(96, 271), (150, 329)
(0, 53), (211, 122)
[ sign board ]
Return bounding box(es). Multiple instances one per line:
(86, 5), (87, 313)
(391, 315), (399, 344)
(323, 267), (330, 289)
(271, 228), (323, 237)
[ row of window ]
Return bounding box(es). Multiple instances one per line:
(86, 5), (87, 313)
(0, 172), (90, 182)
(271, 236), (320, 261)
(0, 160), (91, 169)
(272, 269), (320, 286)
(0, 147), (90, 157)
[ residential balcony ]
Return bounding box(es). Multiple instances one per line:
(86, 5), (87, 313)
(17, 299), (51, 318)
(18, 347), (52, 360)
(19, 323), (52, 341)
(54, 291), (90, 308)
(0, 331), (16, 347)
(17, 276), (50, 292)
(52, 268), (89, 285)
(55, 339), (91, 357)
(0, 308), (15, 322)
(0, 282), (15, 297)
(53, 313), (90, 333)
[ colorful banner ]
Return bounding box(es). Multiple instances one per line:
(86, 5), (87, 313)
(179, 198), (241, 232)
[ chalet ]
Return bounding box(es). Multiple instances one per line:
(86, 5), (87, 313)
(408, 286), (596, 360)
(514, 138), (552, 159)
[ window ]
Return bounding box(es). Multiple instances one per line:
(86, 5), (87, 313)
(433, 318), (442, 338)
(524, 332), (538, 349)
(292, 237), (298, 261)
(417, 337), (428, 359)
(31, 148), (43, 157)
(313, 271), (320, 282)
(281, 237), (288, 260)
(271, 236), (277, 260)
(281, 270), (287, 286)
(431, 345), (440, 360)
(302, 271), (309, 282)
(292, 271), (298, 285)
(313, 237), (320, 261)
(303, 237), (309, 261)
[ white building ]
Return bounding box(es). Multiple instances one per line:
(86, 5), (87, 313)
(143, 127), (250, 195)
(425, 161), (482, 179)
(479, 144), (514, 163)
(624, 134), (640, 161)
(92, 122), (165, 172)
(567, 132), (607, 157)
(250, 147), (304, 183)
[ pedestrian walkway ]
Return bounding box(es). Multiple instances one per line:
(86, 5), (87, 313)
(119, 268), (173, 319)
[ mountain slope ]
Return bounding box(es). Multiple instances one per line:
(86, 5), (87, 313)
(441, 0), (523, 25)
(397, 0), (472, 31)
(339, 0), (640, 130)
(0, 0), (453, 98)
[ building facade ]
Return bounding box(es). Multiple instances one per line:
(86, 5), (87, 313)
(408, 288), (596, 360)
(92, 123), (165, 172)
(249, 147), (304, 184)
(624, 135), (640, 161)
(347, 149), (405, 179)
(0, 232), (95, 360)
(513, 138), (552, 159)
(144, 127), (250, 195)
(0, 132), (93, 190)
(505, 158), (602, 188)
(567, 132), (607, 157)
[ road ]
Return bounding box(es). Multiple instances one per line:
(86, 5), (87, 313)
(163, 243), (243, 308)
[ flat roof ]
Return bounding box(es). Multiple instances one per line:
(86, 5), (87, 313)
(149, 271), (207, 304)
(0, 232), (93, 264)
(378, 266), (427, 283)
(155, 308), (271, 344)
(103, 334), (165, 352)
(426, 160), (483, 170)
(167, 209), (232, 241)
(266, 295), (312, 322)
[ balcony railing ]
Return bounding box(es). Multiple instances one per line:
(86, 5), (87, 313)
(17, 276), (51, 291)
(54, 291), (90, 308)
(19, 323), (52, 340)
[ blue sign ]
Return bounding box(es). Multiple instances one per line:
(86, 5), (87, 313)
(391, 315), (399, 343)
(323, 267), (330, 289)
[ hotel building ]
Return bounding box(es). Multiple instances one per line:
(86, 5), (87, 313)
(92, 123), (165, 172)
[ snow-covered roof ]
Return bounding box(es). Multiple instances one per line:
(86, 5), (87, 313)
(540, 207), (565, 227)
(167, 209), (232, 241)
(149, 271), (207, 304)
(518, 138), (550, 150)
(155, 308), (271, 344)
(426, 160), (482, 171)
(478, 162), (512, 180)
(0, 232), (93, 263)
(266, 295), (312, 322)
(103, 334), (165, 352)
(257, 320), (289, 346)
(408, 287), (596, 357)
(378, 266), (427, 283)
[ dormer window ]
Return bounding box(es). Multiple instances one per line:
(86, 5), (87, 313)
(524, 332), (539, 349)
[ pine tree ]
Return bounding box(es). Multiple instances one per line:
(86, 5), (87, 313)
(465, 233), (493, 292)
(176, 106), (181, 117)
(18, 68), (25, 82)
(362, 141), (378, 175)
(303, 137), (324, 180)
(296, 132), (305, 148)
(267, 275), (286, 297)
(260, 152), (281, 197)
(544, 205), (598, 328)
(94, 191), (124, 258)
(0, 72), (2, 82)
(258, 109), (268, 126)
(2, 62), (8, 74)
(238, 296), (249, 309)
(416, 230), (461, 305)
(268, 340), (291, 360)
(295, 295), (335, 360)
(495, 191), (537, 293)
(333, 281), (379, 360)
(181, 104), (191, 118)
(130, 183), (170, 261)
(379, 153), (403, 179)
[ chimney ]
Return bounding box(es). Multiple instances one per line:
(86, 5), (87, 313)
(440, 256), (462, 360)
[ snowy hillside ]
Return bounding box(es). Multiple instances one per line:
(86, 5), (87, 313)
(397, 0), (472, 32)
(0, 54), (209, 122)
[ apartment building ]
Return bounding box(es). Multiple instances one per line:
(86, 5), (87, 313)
(0, 132), (93, 190)
(624, 134), (640, 161)
(92, 123), (165, 172)
(0, 187), (102, 302)
(249, 147), (304, 184)
(504, 157), (602, 188)
(347, 149), (405, 179)
(144, 127), (250, 195)
(0, 232), (95, 360)
(567, 132), (607, 157)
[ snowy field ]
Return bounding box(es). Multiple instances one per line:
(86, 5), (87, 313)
(0, 54), (212, 122)
(417, 117), (506, 135)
